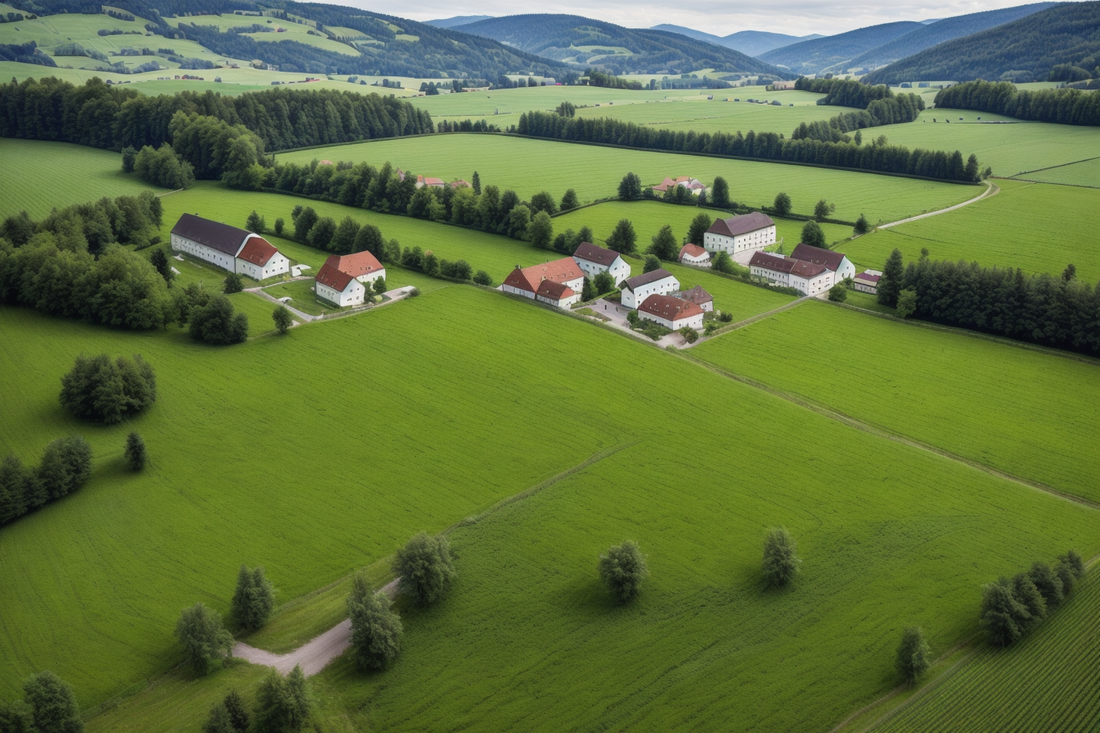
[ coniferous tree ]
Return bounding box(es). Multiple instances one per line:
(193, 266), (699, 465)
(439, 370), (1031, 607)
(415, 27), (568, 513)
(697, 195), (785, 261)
(643, 254), (662, 274)
(149, 248), (174, 283)
(124, 432), (146, 471)
(581, 277), (596, 301)
(203, 702), (234, 733)
(877, 248), (905, 307)
(560, 188), (579, 211)
(687, 212), (713, 245)
(711, 176), (731, 208)
(853, 214), (869, 235)
(648, 225), (679, 261)
(223, 690), (250, 733)
(471, 171), (481, 195)
(606, 219), (637, 255)
(1027, 562), (1064, 608)
(0, 453), (31, 524)
(245, 211), (265, 234)
(232, 565), (275, 632)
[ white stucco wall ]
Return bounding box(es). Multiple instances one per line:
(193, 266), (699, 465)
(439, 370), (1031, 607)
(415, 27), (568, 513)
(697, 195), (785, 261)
(621, 275), (679, 309)
(317, 279), (365, 307)
(640, 310), (704, 330)
(704, 225), (776, 255)
(502, 284), (536, 299)
(171, 234), (239, 273)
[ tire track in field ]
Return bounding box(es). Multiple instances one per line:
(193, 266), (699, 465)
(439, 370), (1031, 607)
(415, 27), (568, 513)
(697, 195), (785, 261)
(679, 353), (1100, 512)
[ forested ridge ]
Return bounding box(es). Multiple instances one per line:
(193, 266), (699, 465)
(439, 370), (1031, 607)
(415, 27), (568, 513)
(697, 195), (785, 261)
(934, 81), (1100, 126)
(863, 2), (1100, 84)
(758, 21), (923, 75)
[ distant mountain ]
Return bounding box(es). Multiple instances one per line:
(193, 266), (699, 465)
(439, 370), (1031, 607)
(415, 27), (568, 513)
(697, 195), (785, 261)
(848, 3), (1057, 72)
(757, 20), (924, 74)
(648, 25), (822, 57)
(426, 16), (494, 29)
(457, 14), (794, 77)
(863, 1), (1100, 84)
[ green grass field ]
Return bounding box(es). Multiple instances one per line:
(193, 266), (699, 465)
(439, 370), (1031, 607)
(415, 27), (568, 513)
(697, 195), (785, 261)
(274, 134), (978, 223)
(870, 568), (1100, 732)
(839, 179), (1100, 281)
(1018, 156), (1100, 187)
(3, 285), (1098, 731)
(691, 301), (1100, 503)
(0, 139), (161, 219)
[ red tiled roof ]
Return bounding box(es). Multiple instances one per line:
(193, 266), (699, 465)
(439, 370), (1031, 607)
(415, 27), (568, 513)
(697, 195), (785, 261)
(573, 242), (622, 266)
(639, 294), (704, 322)
(791, 242), (847, 272)
(503, 267), (537, 293)
(749, 251), (827, 278)
(326, 251), (384, 280)
(315, 262), (356, 292)
(450, 179), (470, 188)
(417, 175), (445, 187)
(237, 237), (280, 266)
(652, 176), (677, 192)
(505, 258), (584, 293)
(707, 211), (775, 238)
(536, 279), (575, 300)
(679, 244), (709, 260)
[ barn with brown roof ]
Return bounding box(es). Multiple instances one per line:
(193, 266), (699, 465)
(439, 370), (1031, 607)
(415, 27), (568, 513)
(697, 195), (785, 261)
(170, 213), (289, 279)
(749, 251), (832, 296)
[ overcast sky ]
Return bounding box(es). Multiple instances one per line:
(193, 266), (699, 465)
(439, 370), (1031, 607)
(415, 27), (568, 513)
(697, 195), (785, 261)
(318, 0), (1069, 37)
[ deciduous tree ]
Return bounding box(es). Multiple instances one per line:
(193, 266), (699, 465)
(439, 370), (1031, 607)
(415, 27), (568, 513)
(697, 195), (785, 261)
(526, 211), (554, 249)
(761, 527), (800, 588)
(175, 602), (233, 675)
(896, 288), (918, 318)
(618, 172), (642, 200)
(711, 176), (730, 208)
(347, 572), (403, 670)
(687, 212), (712, 246)
(22, 671), (83, 733)
(773, 192), (792, 216)
(605, 219), (637, 255)
(648, 225), (678, 261)
(223, 272), (244, 294)
(272, 306), (292, 335)
(643, 254), (661, 274)
(801, 221), (826, 248)
(124, 432), (146, 471)
(895, 627), (930, 685)
(560, 188), (579, 211)
(813, 199), (835, 222)
(598, 540), (648, 603)
(245, 210), (265, 234)
(393, 531), (456, 606)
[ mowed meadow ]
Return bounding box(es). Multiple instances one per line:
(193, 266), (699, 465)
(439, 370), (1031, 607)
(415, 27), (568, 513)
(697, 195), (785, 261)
(5, 285), (1098, 732)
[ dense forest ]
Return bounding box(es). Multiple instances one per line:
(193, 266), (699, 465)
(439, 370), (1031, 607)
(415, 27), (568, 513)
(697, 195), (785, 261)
(758, 21), (923, 75)
(846, 3), (1055, 71)
(795, 77), (893, 108)
(5, 0), (570, 82)
(863, 2), (1100, 84)
(0, 76), (433, 152)
(934, 81), (1100, 126)
(516, 111), (977, 182)
(456, 14), (792, 77)
(790, 78), (926, 142)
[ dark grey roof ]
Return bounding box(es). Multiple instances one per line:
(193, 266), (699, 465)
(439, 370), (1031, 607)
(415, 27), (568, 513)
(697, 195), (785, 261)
(623, 268), (675, 291)
(573, 242), (621, 266)
(170, 214), (249, 257)
(707, 211), (775, 238)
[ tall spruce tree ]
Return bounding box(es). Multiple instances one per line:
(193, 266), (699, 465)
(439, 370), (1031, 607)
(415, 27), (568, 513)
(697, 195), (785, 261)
(877, 248), (905, 307)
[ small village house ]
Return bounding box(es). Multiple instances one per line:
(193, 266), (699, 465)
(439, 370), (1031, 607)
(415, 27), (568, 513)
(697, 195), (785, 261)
(679, 285), (714, 312)
(535, 280), (580, 309)
(315, 261), (367, 307)
(653, 176), (706, 196)
(791, 243), (856, 282)
(620, 269), (679, 309)
(502, 258), (585, 308)
(638, 294), (705, 330)
(572, 242), (632, 284)
(326, 251), (386, 287)
(749, 251), (831, 295)
(170, 213), (290, 279)
(678, 244), (711, 268)
(703, 212), (777, 255)
(853, 270), (882, 294)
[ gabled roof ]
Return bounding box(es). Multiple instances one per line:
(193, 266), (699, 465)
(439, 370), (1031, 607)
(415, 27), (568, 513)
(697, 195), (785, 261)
(503, 267), (537, 293)
(536, 279), (575, 301)
(749, 251), (828, 278)
(170, 214), (248, 257)
(326, 251), (383, 279)
(679, 244), (709, 260)
(315, 262), (358, 293)
(237, 237), (280, 266)
(639, 294), (704, 322)
(855, 272), (881, 283)
(573, 242), (622, 267)
(680, 285), (713, 305)
(652, 176), (677, 192)
(707, 211), (775, 238)
(505, 258), (585, 293)
(623, 268), (676, 291)
(450, 179), (470, 188)
(791, 242), (848, 272)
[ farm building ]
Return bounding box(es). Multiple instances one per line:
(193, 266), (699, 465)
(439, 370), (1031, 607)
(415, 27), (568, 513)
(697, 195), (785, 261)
(703, 212), (776, 255)
(653, 176), (706, 195)
(791, 243), (856, 282)
(315, 261), (367, 307)
(170, 214), (290, 279)
(853, 270), (882, 294)
(416, 175), (445, 188)
(573, 242), (632, 283)
(749, 251), (831, 295)
(638, 294), (705, 330)
(678, 244), (711, 268)
(679, 285), (714, 312)
(324, 251), (386, 287)
(502, 258), (585, 308)
(620, 269), (680, 309)
(535, 280), (580, 309)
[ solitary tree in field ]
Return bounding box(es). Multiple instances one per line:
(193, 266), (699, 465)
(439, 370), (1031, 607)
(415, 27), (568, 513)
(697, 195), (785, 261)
(877, 248), (905, 307)
(800, 221), (827, 249)
(175, 602), (234, 675)
(23, 671), (83, 733)
(711, 177), (731, 208)
(761, 527), (800, 588)
(813, 199), (835, 222)
(124, 432), (147, 471)
(618, 172), (643, 200)
(853, 214), (869, 236)
(643, 254), (662, 274)
(606, 219), (637, 255)
(687, 212), (712, 245)
(648, 225), (678, 261)
(232, 565), (275, 632)
(895, 627), (931, 685)
(347, 571), (403, 670)
(773, 192), (792, 216)
(223, 272), (244, 295)
(393, 532), (457, 606)
(598, 540), (649, 603)
(272, 306), (292, 335)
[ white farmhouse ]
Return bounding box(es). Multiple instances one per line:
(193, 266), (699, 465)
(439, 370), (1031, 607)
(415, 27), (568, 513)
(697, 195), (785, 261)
(638, 294), (705, 330)
(324, 251), (386, 288)
(703, 212), (776, 255)
(749, 251), (832, 295)
(791, 243), (856, 282)
(678, 243), (711, 268)
(535, 279), (580, 309)
(170, 213), (290, 279)
(315, 261), (367, 307)
(620, 268), (679, 309)
(502, 258), (585, 307)
(572, 242), (631, 284)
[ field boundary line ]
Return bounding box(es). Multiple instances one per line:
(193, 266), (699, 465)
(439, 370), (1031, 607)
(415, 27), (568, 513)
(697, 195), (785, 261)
(1012, 155), (1100, 177)
(877, 180), (998, 230)
(679, 353), (1100, 511)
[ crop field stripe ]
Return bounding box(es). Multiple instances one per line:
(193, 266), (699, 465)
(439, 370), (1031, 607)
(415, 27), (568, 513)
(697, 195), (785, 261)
(678, 342), (1100, 513)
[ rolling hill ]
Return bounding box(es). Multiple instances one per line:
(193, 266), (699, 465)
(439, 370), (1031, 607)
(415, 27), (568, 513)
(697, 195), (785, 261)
(757, 20), (924, 74)
(455, 14), (794, 77)
(863, 1), (1100, 84)
(648, 25), (821, 57)
(847, 2), (1057, 72)
(425, 16), (494, 29)
(0, 0), (570, 82)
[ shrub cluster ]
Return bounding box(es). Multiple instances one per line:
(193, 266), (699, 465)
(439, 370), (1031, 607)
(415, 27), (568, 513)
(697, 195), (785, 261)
(59, 354), (156, 424)
(0, 436), (92, 529)
(980, 551), (1086, 647)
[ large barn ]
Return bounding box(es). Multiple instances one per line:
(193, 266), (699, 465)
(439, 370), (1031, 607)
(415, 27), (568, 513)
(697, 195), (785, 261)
(170, 214), (289, 279)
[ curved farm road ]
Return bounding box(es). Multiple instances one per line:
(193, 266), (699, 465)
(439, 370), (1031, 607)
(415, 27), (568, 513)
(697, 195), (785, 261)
(878, 181), (999, 230)
(233, 578), (399, 677)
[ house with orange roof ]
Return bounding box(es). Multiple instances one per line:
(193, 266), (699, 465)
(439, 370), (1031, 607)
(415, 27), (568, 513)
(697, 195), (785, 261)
(416, 175), (446, 188)
(323, 251), (386, 287)
(678, 243), (711, 268)
(502, 258), (585, 308)
(638, 294), (704, 330)
(314, 252), (387, 307)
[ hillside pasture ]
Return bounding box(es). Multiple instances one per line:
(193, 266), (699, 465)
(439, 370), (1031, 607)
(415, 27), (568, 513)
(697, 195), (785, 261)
(692, 301), (1100, 503)
(838, 179), (1100, 281)
(273, 134), (977, 223)
(1018, 156), (1100, 187)
(870, 569), (1100, 732)
(0, 139), (161, 219)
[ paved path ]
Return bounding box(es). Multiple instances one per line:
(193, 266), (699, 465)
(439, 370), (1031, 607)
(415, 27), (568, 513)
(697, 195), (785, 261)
(233, 578), (399, 677)
(246, 284), (319, 324)
(878, 181), (999, 230)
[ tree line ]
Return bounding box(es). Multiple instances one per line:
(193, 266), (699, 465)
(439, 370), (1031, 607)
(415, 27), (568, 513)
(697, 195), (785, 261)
(516, 111), (980, 183)
(792, 94), (926, 144)
(794, 77), (893, 108)
(0, 436), (92, 529)
(980, 551), (1085, 647)
(0, 76), (433, 154)
(876, 250), (1100, 356)
(934, 81), (1100, 127)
